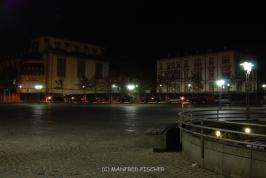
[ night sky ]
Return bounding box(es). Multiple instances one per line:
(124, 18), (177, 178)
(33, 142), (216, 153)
(1, 1), (266, 81)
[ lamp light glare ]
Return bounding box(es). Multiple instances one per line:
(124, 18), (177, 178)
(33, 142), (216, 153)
(244, 127), (251, 134)
(240, 62), (254, 74)
(215, 130), (221, 137)
(216, 80), (225, 87)
(127, 84), (135, 91)
(34, 85), (43, 90)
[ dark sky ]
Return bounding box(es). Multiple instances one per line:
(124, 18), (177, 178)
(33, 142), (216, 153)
(1, 1), (266, 81)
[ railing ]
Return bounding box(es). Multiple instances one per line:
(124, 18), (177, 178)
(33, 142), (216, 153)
(178, 108), (266, 149)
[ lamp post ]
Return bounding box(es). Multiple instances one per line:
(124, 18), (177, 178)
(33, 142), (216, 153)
(127, 84), (136, 103)
(216, 79), (225, 110)
(34, 84), (43, 102)
(262, 84), (266, 96)
(111, 84), (119, 103)
(240, 62), (254, 116)
(262, 84), (266, 104)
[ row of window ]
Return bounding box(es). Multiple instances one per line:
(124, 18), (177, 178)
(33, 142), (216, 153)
(32, 39), (103, 56)
(159, 56), (231, 71)
(57, 58), (103, 79)
(159, 68), (231, 81)
(160, 82), (228, 92)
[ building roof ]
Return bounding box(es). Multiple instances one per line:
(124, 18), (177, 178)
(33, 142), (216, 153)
(33, 35), (104, 50)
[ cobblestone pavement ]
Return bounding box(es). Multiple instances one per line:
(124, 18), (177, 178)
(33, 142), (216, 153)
(0, 104), (224, 178)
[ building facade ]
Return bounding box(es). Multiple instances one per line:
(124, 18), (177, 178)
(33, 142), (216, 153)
(157, 50), (257, 95)
(0, 36), (109, 100)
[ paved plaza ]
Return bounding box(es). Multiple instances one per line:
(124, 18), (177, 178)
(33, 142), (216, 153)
(0, 104), (223, 178)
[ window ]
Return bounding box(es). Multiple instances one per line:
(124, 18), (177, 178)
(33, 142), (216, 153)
(209, 70), (214, 80)
(175, 70), (181, 79)
(176, 84), (181, 92)
(222, 70), (231, 78)
(57, 58), (66, 77)
(167, 63), (170, 70)
(55, 41), (61, 49)
(77, 60), (85, 78)
(194, 58), (202, 67)
(209, 57), (214, 66)
(184, 60), (188, 68)
(222, 56), (230, 65)
(95, 63), (103, 79)
(176, 61), (181, 68)
(184, 70), (189, 79)
(171, 62), (175, 69)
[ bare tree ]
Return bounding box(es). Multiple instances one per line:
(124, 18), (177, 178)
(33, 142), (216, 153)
(190, 72), (203, 93)
(55, 79), (64, 96)
(157, 71), (175, 100)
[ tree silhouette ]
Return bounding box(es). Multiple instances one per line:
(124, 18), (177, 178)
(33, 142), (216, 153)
(55, 79), (64, 96)
(190, 72), (203, 93)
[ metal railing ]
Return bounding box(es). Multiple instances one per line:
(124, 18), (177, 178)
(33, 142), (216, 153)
(178, 108), (266, 150)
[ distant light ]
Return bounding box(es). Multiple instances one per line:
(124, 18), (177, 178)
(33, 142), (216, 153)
(180, 96), (185, 101)
(82, 85), (85, 88)
(34, 85), (43, 90)
(244, 127), (251, 134)
(262, 84), (266, 88)
(159, 84), (163, 87)
(47, 96), (52, 100)
(215, 130), (221, 137)
(71, 97), (75, 100)
(135, 84), (138, 87)
(18, 85), (22, 89)
(112, 84), (117, 88)
(151, 97), (154, 100)
(240, 62), (254, 74)
(127, 84), (135, 91)
(216, 80), (225, 87)
(188, 83), (192, 87)
(227, 83), (230, 87)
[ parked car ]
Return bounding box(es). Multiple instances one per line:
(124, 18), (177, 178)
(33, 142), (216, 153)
(189, 97), (207, 104)
(51, 96), (64, 103)
(168, 98), (181, 104)
(215, 96), (231, 104)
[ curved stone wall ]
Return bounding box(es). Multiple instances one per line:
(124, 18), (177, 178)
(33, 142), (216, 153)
(182, 131), (266, 178)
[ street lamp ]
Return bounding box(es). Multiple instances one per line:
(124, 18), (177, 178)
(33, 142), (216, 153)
(216, 79), (225, 110)
(262, 84), (266, 96)
(34, 84), (43, 102)
(240, 61), (254, 115)
(127, 84), (136, 91)
(34, 84), (43, 90)
(127, 84), (137, 103)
